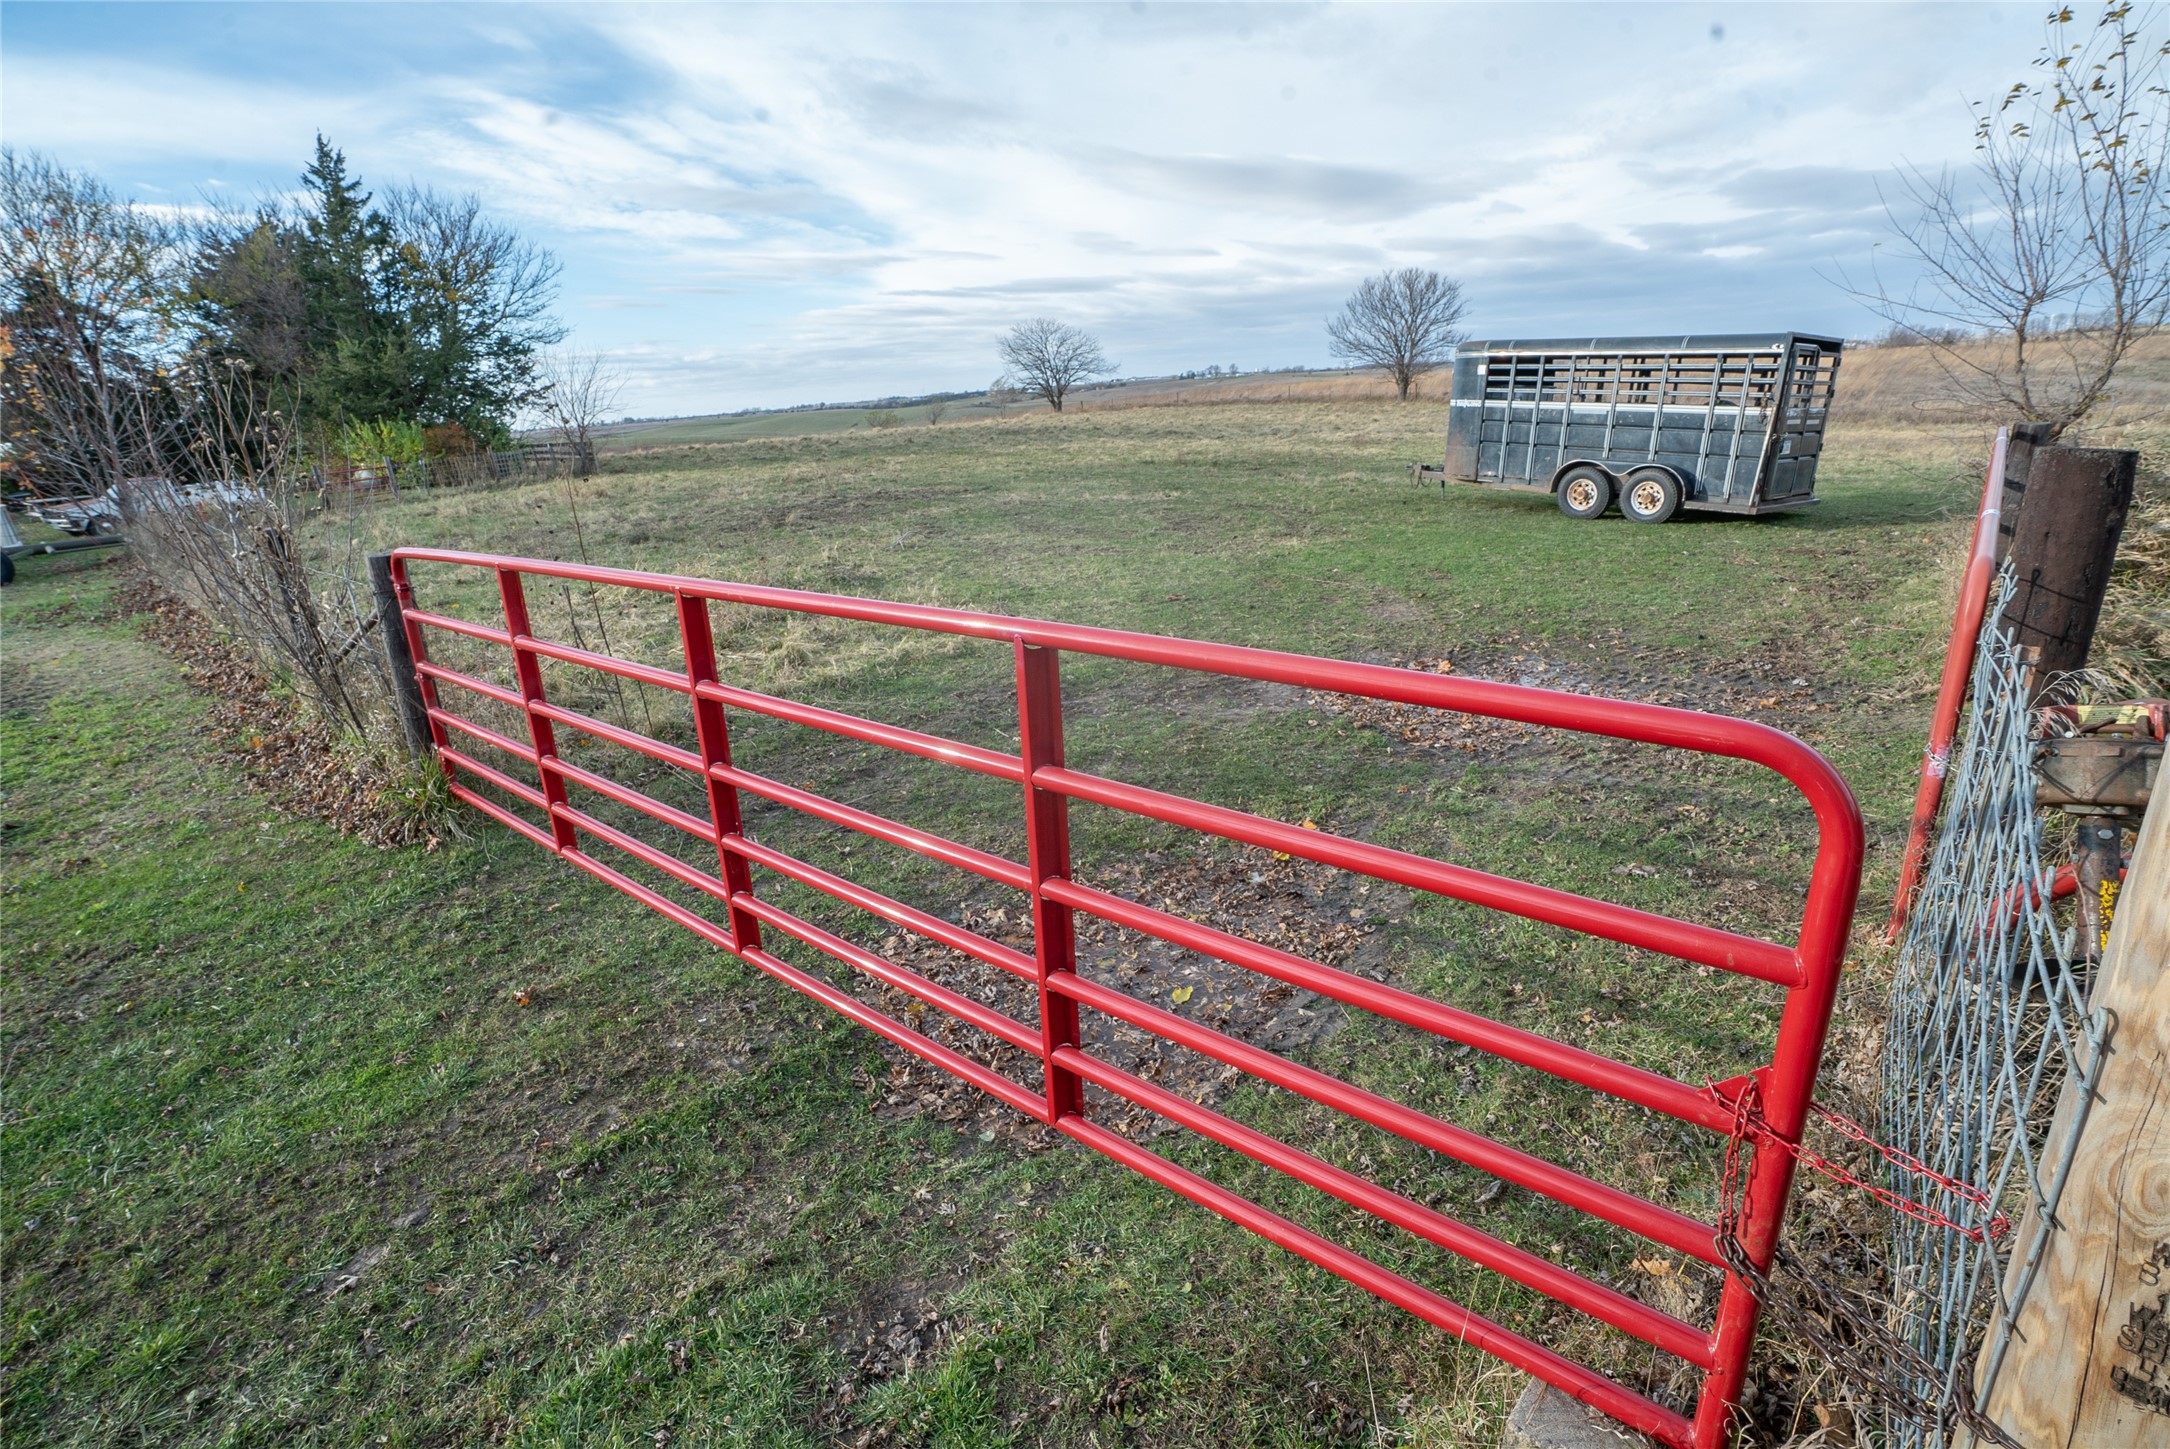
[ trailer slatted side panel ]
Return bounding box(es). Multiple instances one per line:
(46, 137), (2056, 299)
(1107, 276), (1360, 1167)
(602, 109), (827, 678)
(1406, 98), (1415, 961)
(1442, 333), (1843, 516)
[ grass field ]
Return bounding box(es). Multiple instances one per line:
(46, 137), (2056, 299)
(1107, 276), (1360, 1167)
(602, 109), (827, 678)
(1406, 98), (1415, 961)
(0, 393), (2075, 1447)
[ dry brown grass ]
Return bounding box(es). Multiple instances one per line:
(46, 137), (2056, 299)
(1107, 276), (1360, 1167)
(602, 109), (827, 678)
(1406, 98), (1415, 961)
(1067, 367), (1452, 412)
(1829, 331), (2170, 435)
(2092, 445), (2170, 699)
(1083, 333), (2170, 429)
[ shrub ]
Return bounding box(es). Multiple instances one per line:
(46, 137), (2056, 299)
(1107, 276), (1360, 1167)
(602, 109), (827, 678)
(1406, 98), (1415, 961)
(423, 422), (481, 457)
(338, 417), (428, 464)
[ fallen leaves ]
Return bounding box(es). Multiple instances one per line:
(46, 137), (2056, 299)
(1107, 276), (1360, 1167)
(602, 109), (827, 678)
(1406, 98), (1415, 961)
(119, 575), (436, 848)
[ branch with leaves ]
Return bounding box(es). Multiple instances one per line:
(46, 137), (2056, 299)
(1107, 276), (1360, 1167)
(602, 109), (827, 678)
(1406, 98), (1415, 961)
(1851, 3), (2169, 436)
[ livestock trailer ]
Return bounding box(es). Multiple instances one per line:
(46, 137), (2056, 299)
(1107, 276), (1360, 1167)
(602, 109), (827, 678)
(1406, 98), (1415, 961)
(1418, 332), (1843, 522)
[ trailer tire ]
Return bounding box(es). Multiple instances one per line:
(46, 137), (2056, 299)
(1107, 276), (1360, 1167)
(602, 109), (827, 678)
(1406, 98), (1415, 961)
(1556, 466), (1612, 520)
(1, 552), (13, 586)
(1621, 468), (1682, 524)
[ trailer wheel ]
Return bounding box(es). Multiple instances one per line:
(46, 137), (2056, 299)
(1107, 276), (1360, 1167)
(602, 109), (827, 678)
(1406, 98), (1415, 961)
(1, 552), (13, 586)
(1556, 466), (1613, 520)
(1621, 468), (1682, 524)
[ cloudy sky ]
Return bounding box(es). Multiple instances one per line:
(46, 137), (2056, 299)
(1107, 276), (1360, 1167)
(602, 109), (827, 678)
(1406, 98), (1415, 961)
(3, 2), (2047, 416)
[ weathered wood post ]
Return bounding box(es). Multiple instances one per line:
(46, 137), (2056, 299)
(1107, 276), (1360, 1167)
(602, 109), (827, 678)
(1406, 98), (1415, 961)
(1992, 421), (2055, 565)
(367, 551), (432, 755)
(1997, 446), (2138, 702)
(1971, 786), (2170, 1443)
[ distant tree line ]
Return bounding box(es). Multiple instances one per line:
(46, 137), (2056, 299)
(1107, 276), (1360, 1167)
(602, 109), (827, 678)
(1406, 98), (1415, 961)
(2, 137), (569, 497)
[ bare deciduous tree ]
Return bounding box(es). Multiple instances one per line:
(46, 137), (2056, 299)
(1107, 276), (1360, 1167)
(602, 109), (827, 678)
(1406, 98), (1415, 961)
(1857, 4), (2169, 436)
(1, 148), (185, 496)
(1326, 268), (1469, 401)
(533, 349), (626, 476)
(381, 185), (565, 427)
(996, 318), (1114, 412)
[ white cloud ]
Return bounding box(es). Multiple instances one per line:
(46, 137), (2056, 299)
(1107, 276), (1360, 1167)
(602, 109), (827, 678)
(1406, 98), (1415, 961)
(1, 1), (2052, 414)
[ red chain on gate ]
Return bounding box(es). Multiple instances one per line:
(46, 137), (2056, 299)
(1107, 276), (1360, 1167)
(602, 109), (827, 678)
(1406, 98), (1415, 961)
(1714, 1077), (2012, 1249)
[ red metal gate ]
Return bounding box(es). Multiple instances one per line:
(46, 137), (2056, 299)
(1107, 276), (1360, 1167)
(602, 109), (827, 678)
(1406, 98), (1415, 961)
(388, 547), (1864, 1448)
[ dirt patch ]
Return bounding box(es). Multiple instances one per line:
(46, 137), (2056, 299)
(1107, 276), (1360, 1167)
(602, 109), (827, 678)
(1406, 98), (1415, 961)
(846, 844), (1405, 1144)
(117, 574), (437, 848)
(1307, 635), (1849, 761)
(809, 1274), (964, 1445)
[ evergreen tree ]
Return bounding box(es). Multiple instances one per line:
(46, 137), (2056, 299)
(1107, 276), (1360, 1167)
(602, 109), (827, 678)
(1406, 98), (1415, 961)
(186, 137), (561, 444)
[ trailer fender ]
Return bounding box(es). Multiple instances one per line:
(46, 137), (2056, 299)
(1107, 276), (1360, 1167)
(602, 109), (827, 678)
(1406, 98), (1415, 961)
(1546, 460), (1619, 492)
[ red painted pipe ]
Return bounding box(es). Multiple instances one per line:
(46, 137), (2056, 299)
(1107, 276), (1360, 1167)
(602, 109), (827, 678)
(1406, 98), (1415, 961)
(390, 547), (1867, 1449)
(1887, 429), (2010, 943)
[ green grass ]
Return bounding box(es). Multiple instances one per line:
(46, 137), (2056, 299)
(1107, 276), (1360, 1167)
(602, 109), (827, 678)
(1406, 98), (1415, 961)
(4, 403), (1989, 1446)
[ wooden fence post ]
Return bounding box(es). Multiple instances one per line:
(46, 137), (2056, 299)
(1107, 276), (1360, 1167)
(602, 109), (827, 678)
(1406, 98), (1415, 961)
(1972, 785), (2170, 1443)
(367, 551), (432, 755)
(1998, 446), (2138, 701)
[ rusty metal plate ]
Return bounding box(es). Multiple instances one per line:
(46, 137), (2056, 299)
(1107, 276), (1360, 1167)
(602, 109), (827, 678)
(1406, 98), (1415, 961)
(2035, 736), (2163, 811)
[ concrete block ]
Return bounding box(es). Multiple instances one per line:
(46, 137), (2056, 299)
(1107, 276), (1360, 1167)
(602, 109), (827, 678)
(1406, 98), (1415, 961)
(1500, 1381), (1657, 1448)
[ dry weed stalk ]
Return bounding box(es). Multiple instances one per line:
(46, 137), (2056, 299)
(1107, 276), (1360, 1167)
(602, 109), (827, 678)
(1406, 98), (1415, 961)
(120, 366), (393, 743)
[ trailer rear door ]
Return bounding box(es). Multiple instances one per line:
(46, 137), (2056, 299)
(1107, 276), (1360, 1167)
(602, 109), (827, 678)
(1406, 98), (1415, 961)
(1764, 343), (1836, 502)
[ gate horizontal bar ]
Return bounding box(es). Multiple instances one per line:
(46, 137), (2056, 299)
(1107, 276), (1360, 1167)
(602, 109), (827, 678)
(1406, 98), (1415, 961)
(546, 756), (714, 844)
(415, 659), (528, 713)
(428, 706), (538, 767)
(1055, 1114), (1695, 1448)
(439, 743), (547, 812)
(740, 940), (1052, 1123)
(710, 762), (1032, 892)
(518, 632), (693, 696)
(724, 834), (1038, 983)
(1045, 875), (1730, 1132)
(445, 777), (555, 850)
(730, 890), (1043, 1055)
(697, 679), (1026, 782)
(1052, 969), (1720, 1263)
(407, 605), (512, 647)
(534, 698), (707, 776)
(1037, 765), (1799, 986)
(1056, 1044), (1714, 1365)
(553, 798), (730, 908)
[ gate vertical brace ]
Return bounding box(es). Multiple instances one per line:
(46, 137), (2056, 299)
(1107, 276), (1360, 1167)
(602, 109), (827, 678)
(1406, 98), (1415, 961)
(678, 593), (764, 954)
(1016, 640), (1084, 1123)
(1697, 841), (1860, 1446)
(497, 567), (578, 853)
